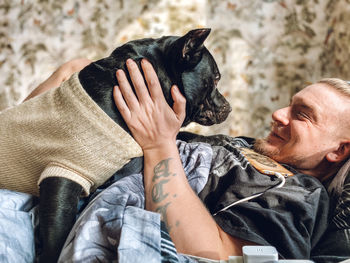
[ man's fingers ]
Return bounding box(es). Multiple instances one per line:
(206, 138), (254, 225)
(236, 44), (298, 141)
(113, 86), (131, 121)
(115, 69), (140, 108)
(141, 59), (165, 101)
(125, 59), (152, 104)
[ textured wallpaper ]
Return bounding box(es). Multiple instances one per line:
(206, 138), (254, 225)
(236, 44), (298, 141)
(1, 0), (350, 138)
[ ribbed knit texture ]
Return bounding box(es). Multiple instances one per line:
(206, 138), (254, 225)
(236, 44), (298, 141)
(0, 73), (142, 196)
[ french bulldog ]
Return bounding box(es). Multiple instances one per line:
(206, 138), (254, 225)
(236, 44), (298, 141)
(20, 28), (232, 262)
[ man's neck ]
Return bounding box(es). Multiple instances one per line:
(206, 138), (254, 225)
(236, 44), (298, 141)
(298, 160), (339, 182)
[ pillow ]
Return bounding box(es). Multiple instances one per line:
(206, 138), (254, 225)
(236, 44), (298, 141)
(331, 159), (350, 230)
(311, 159), (350, 262)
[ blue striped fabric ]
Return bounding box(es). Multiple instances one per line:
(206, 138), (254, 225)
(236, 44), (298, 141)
(160, 221), (179, 263)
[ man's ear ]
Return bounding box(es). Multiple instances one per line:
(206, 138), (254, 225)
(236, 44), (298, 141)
(326, 142), (350, 163)
(170, 28), (211, 69)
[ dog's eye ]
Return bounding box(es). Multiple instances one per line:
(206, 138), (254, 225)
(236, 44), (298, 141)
(214, 74), (220, 86)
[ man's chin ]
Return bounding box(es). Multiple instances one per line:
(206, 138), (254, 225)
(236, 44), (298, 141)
(253, 138), (280, 160)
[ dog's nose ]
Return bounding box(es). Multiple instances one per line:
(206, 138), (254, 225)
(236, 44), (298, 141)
(216, 101), (231, 123)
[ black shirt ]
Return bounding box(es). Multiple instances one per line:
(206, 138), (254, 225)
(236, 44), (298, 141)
(195, 136), (330, 259)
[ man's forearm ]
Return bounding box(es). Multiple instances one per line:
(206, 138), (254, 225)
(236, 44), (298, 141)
(143, 143), (247, 259)
(112, 58), (252, 259)
(24, 58), (91, 101)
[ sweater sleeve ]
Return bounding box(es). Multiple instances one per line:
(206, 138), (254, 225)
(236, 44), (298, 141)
(38, 162), (93, 196)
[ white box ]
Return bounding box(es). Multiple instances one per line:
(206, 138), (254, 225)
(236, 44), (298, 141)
(243, 246), (278, 263)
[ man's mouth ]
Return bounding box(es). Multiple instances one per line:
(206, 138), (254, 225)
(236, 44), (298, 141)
(268, 130), (285, 141)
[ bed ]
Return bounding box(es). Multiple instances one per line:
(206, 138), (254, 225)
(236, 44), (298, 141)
(0, 134), (349, 263)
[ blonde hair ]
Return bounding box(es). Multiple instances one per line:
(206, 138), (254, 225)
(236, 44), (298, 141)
(317, 78), (350, 98)
(317, 78), (350, 205)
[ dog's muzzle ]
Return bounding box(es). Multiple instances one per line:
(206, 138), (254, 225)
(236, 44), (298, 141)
(194, 89), (232, 126)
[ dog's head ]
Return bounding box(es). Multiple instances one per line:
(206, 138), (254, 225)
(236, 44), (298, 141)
(164, 28), (231, 126)
(79, 28), (231, 130)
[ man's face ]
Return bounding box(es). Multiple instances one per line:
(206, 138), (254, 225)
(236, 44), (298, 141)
(254, 83), (349, 176)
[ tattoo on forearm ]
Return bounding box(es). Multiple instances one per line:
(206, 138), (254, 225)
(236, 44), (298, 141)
(153, 158), (176, 182)
(151, 179), (170, 203)
(151, 158), (180, 232)
(156, 202), (171, 231)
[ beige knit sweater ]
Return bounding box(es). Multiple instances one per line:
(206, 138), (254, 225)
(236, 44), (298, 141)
(0, 73), (142, 196)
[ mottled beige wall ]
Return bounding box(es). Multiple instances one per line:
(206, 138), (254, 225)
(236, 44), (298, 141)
(1, 0), (350, 138)
(203, 0), (350, 138)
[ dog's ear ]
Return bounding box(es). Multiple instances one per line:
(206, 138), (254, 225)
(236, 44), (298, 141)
(171, 28), (211, 69)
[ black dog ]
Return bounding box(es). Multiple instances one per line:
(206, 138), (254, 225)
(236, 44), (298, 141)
(35, 28), (231, 262)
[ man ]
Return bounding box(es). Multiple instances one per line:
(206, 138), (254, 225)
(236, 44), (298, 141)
(254, 78), (350, 186)
(113, 58), (350, 260)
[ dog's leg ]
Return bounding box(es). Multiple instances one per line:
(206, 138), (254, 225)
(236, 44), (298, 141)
(39, 177), (82, 263)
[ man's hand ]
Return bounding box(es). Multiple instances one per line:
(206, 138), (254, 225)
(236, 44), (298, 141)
(113, 58), (186, 151)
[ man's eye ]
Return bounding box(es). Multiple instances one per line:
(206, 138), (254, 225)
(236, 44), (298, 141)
(297, 112), (309, 119)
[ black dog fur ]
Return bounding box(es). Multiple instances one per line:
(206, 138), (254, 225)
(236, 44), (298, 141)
(39, 28), (231, 262)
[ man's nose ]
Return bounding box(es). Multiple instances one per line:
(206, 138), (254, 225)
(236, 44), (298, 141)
(272, 106), (289, 126)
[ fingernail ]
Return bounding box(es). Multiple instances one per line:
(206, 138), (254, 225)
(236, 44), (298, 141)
(126, 58), (133, 65)
(141, 58), (149, 65)
(116, 69), (123, 76)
